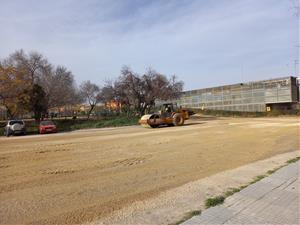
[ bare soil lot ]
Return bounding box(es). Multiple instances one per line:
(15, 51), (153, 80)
(0, 116), (299, 224)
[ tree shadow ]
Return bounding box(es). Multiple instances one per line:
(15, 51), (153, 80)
(154, 121), (206, 129)
(182, 122), (206, 126)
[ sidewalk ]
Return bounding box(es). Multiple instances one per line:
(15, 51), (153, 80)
(182, 161), (300, 225)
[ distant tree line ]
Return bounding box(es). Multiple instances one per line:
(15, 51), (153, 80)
(0, 50), (183, 120)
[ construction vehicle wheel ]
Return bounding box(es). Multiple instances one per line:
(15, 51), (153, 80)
(173, 113), (184, 126)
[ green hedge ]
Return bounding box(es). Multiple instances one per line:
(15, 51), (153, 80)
(0, 116), (139, 136)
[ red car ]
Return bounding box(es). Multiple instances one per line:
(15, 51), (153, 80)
(39, 120), (57, 134)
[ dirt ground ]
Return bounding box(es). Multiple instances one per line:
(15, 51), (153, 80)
(0, 116), (299, 225)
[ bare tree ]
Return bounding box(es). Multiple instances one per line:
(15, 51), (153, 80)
(141, 69), (183, 114)
(118, 66), (145, 113)
(79, 80), (101, 118)
(39, 66), (80, 108)
(101, 66), (184, 115)
(4, 49), (52, 85)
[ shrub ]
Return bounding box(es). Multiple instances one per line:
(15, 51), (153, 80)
(205, 195), (225, 208)
(286, 156), (300, 164)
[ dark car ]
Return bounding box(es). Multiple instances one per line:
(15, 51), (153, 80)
(39, 120), (57, 134)
(4, 120), (26, 137)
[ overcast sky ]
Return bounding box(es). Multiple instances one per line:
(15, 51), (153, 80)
(0, 0), (299, 90)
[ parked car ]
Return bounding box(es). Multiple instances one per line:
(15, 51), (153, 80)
(39, 120), (57, 134)
(4, 120), (26, 136)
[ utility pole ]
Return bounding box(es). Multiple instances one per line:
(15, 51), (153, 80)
(241, 63), (244, 82)
(292, 0), (300, 76)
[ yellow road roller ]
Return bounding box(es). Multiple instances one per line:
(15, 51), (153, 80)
(139, 103), (190, 128)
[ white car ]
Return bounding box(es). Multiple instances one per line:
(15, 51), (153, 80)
(4, 120), (26, 137)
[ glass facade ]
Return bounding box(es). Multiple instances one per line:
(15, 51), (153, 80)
(174, 76), (299, 112)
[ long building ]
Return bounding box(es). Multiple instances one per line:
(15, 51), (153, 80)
(175, 76), (300, 112)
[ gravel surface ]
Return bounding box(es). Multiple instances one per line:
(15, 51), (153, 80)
(0, 116), (299, 224)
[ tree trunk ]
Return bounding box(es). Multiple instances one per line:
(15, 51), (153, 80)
(140, 104), (148, 116)
(87, 104), (95, 119)
(6, 108), (13, 119)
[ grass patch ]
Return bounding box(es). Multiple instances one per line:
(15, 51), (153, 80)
(239, 184), (248, 189)
(169, 210), (201, 225)
(249, 175), (266, 185)
(286, 156), (300, 164)
(266, 156), (300, 175)
(66, 117), (139, 130)
(205, 195), (225, 208)
(266, 165), (285, 175)
(224, 187), (241, 197)
(267, 169), (277, 175)
(203, 173), (271, 211)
